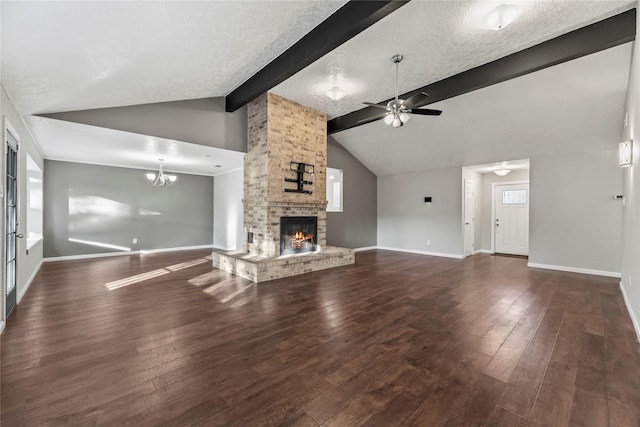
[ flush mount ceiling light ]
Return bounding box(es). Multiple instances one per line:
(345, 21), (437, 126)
(483, 4), (521, 30)
(146, 159), (176, 187)
(493, 169), (511, 176)
(619, 140), (633, 167)
(326, 86), (345, 101)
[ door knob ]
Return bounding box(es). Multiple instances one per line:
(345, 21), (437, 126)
(16, 234), (24, 238)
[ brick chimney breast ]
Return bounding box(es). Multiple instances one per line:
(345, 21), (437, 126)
(243, 93), (328, 258)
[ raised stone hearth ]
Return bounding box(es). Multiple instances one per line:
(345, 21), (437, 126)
(212, 92), (355, 282)
(212, 246), (355, 283)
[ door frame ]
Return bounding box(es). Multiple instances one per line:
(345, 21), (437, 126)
(2, 117), (20, 329)
(463, 179), (475, 258)
(490, 180), (529, 254)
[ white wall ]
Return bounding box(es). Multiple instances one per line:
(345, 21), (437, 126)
(621, 11), (640, 336)
(529, 149), (623, 275)
(378, 167), (463, 257)
(462, 167), (482, 254)
(479, 169), (530, 251)
(213, 168), (244, 250)
(1, 86), (45, 327)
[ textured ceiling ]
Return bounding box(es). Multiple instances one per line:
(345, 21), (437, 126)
(466, 159), (530, 175)
(1, 1), (636, 177)
(273, 0), (635, 119)
(24, 117), (245, 177)
(331, 42), (632, 176)
(1, 0), (347, 115)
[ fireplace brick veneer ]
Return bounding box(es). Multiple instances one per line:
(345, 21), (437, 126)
(213, 92), (354, 283)
(244, 92), (328, 258)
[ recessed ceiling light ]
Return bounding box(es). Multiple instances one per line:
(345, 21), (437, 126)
(483, 4), (521, 30)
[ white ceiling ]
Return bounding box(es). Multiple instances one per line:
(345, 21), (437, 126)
(273, 0), (635, 119)
(332, 42), (632, 176)
(0, 1), (636, 177)
(24, 116), (245, 177)
(1, 0), (347, 115)
(466, 159), (530, 175)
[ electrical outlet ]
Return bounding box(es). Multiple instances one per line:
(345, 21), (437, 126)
(132, 238), (138, 244)
(427, 240), (431, 247)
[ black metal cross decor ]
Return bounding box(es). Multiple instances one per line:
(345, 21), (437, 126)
(285, 161), (314, 194)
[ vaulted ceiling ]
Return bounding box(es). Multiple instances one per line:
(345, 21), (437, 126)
(1, 0), (637, 176)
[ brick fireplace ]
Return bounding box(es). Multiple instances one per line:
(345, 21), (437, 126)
(212, 93), (354, 282)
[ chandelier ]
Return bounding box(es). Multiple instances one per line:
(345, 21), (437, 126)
(146, 159), (176, 187)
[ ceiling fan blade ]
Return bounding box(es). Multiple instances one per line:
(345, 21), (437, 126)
(363, 102), (389, 110)
(357, 113), (387, 123)
(410, 108), (442, 116)
(404, 91), (429, 108)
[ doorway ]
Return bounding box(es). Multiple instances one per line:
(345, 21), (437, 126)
(463, 179), (475, 257)
(5, 125), (19, 318)
(493, 182), (529, 256)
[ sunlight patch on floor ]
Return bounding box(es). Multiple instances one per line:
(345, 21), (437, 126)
(105, 268), (170, 290)
(203, 279), (254, 304)
(165, 258), (209, 272)
(188, 271), (220, 287)
(105, 257), (211, 290)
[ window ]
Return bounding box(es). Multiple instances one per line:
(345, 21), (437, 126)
(326, 167), (343, 212)
(26, 154), (43, 249)
(502, 189), (527, 204)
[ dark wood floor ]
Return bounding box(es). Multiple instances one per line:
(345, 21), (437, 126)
(2, 249), (640, 426)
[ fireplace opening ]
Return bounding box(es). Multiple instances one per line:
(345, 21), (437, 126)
(280, 216), (317, 255)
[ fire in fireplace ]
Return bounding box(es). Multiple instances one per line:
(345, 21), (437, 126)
(280, 216), (317, 255)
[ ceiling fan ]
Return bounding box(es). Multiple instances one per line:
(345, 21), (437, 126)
(363, 54), (442, 128)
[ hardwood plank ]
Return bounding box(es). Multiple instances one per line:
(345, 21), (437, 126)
(3, 250), (640, 425)
(485, 405), (527, 427)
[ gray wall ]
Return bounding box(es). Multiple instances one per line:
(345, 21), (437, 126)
(378, 167), (463, 256)
(621, 7), (640, 335)
(479, 169), (530, 251)
(44, 160), (213, 257)
(327, 138), (377, 248)
(213, 168), (244, 250)
(529, 149), (622, 273)
(42, 97), (248, 153)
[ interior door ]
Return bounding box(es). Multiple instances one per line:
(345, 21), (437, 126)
(463, 180), (475, 257)
(495, 183), (529, 256)
(6, 129), (18, 317)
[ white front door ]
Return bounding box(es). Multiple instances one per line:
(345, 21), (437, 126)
(463, 180), (475, 257)
(495, 183), (529, 256)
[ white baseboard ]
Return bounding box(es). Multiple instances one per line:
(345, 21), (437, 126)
(139, 245), (213, 254)
(479, 249), (493, 254)
(0, 321), (4, 335)
(44, 245), (214, 262)
(376, 246), (464, 259)
(620, 281), (640, 341)
(354, 246), (378, 252)
(45, 250), (135, 262)
(18, 259), (43, 304)
(527, 262), (621, 278)
(212, 245), (237, 251)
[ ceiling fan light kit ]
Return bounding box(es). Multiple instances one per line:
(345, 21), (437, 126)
(363, 54), (442, 128)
